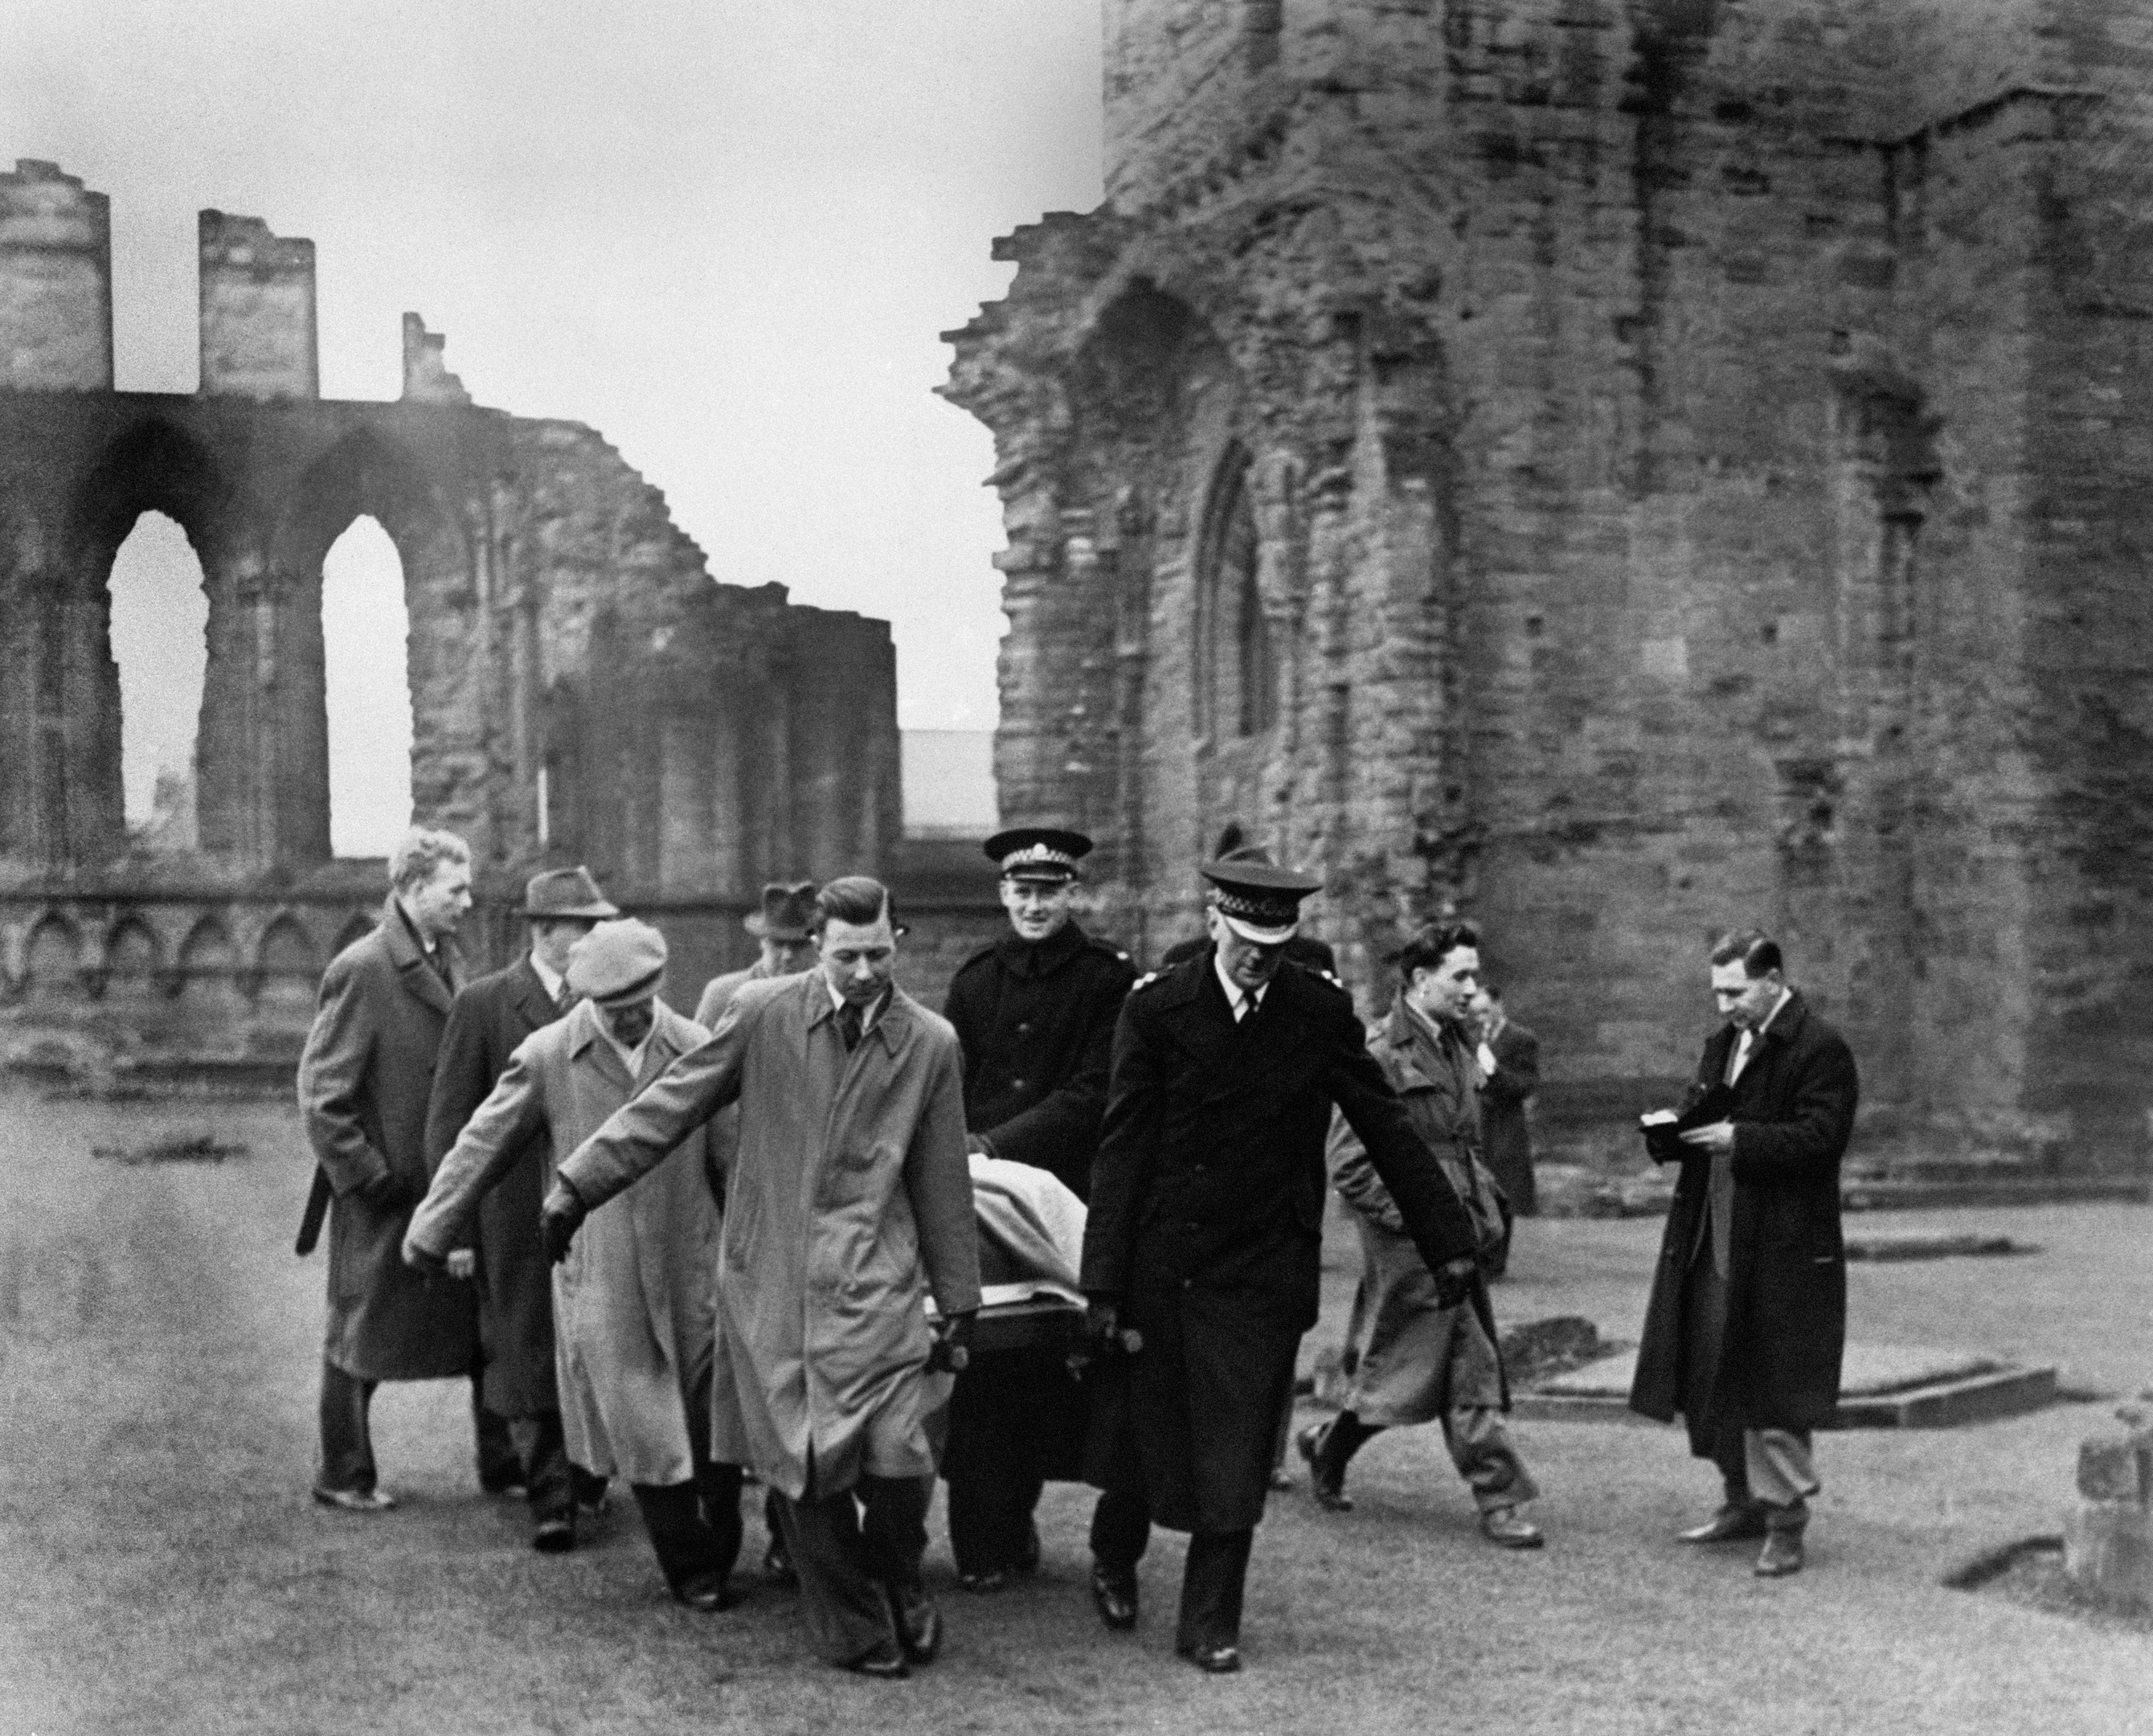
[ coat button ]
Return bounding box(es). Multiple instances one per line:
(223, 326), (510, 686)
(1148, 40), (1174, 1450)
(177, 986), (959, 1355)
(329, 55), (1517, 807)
(1012, 1078), (1025, 1090)
(1017, 1022), (1032, 1034)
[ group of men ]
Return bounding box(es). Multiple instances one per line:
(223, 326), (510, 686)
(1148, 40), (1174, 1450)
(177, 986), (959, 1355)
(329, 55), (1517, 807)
(295, 819), (1858, 1679)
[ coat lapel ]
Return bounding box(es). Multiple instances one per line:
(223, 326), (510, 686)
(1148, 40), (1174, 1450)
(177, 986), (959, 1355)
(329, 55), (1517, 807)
(509, 956), (557, 1033)
(379, 895), (455, 1018)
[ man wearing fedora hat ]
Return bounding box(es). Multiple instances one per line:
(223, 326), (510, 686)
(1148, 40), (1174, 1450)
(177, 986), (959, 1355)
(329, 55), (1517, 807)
(424, 866), (618, 1550)
(1079, 852), (1484, 1673)
(410, 919), (739, 1611)
(694, 878), (819, 1587)
(697, 881), (821, 1028)
(939, 827), (1135, 1591)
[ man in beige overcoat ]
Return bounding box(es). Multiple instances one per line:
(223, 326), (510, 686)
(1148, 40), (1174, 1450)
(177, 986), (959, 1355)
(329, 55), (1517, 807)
(694, 877), (818, 1585)
(545, 876), (980, 1681)
(407, 919), (738, 1609)
(296, 828), (499, 1510)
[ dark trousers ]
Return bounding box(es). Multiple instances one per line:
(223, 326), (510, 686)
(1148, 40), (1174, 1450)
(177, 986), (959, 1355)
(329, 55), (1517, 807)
(508, 1410), (571, 1517)
(774, 1472), (933, 1665)
(317, 1357), (510, 1493)
(1090, 1490), (1255, 1653)
(632, 1459), (744, 1594)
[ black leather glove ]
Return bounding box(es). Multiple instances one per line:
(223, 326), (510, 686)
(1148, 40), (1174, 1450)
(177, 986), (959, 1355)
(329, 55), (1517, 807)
(927, 1310), (975, 1374)
(540, 1181), (587, 1264)
(1430, 1255), (1479, 1312)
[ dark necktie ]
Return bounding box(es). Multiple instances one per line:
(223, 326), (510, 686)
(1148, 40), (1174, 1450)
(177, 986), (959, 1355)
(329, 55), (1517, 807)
(837, 1001), (864, 1053)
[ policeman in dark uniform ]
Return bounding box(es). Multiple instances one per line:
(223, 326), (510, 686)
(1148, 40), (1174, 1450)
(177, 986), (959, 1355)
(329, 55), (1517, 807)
(1081, 854), (1481, 1673)
(939, 826), (1136, 1590)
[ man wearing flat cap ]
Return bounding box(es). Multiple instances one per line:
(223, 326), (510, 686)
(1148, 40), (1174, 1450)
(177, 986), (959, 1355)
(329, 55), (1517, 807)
(542, 877), (980, 1681)
(423, 866), (618, 1551)
(939, 826), (1136, 1591)
(694, 879), (821, 1584)
(1080, 853), (1484, 1673)
(409, 919), (739, 1611)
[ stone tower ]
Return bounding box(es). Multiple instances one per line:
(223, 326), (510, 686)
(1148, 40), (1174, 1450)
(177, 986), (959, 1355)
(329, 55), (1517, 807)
(943, 1), (2153, 1175)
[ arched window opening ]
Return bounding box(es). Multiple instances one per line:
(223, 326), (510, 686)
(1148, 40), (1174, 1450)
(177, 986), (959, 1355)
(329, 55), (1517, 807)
(107, 511), (208, 850)
(1194, 454), (1277, 742)
(321, 516), (413, 858)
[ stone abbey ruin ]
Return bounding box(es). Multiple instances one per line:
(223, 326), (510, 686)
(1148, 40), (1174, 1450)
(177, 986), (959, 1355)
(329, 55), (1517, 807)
(945, 0), (2153, 1176)
(0, 161), (903, 1079)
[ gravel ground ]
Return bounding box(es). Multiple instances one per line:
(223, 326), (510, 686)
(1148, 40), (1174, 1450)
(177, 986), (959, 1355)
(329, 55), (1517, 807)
(2, 1095), (2148, 1735)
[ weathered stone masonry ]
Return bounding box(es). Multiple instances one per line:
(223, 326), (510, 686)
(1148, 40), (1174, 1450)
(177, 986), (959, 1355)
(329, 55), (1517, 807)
(0, 162), (911, 1075)
(945, 0), (2153, 1173)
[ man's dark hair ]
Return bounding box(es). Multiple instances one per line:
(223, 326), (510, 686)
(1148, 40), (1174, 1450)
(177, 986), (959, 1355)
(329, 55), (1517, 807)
(1481, 982), (1503, 1001)
(1710, 928), (1783, 978)
(1396, 920), (1480, 981)
(815, 875), (895, 932)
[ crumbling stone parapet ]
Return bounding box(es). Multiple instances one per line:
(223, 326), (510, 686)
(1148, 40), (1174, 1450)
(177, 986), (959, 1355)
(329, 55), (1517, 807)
(2065, 1402), (2153, 1607)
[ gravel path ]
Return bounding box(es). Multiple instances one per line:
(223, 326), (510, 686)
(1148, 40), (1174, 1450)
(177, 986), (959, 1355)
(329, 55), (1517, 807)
(2, 1096), (2147, 1734)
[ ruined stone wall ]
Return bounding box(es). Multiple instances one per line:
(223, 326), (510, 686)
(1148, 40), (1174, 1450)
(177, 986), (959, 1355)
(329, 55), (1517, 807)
(948, 0), (2153, 1173)
(0, 167), (913, 1078)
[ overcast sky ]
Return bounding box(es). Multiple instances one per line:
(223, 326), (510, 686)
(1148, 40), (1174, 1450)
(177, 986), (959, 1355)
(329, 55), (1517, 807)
(3, 0), (1101, 850)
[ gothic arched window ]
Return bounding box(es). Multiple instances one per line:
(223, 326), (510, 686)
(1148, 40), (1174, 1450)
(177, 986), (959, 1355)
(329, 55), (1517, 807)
(1194, 450), (1277, 742)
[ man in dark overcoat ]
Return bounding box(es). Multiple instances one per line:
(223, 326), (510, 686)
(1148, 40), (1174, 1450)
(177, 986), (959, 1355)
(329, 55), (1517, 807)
(1471, 983), (1541, 1222)
(424, 865), (617, 1550)
(939, 826), (1134, 1590)
(297, 828), (496, 1510)
(1628, 929), (1859, 1578)
(1080, 855), (1482, 1673)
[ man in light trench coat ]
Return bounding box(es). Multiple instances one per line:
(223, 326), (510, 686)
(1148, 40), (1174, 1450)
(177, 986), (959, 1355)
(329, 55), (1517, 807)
(695, 878), (819, 1586)
(544, 876), (980, 1681)
(407, 919), (739, 1610)
(297, 828), (504, 1509)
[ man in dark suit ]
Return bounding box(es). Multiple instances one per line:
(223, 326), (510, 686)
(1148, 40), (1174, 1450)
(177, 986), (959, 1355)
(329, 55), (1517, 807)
(1628, 930), (1860, 1578)
(297, 828), (492, 1510)
(1080, 855), (1481, 1673)
(424, 865), (618, 1551)
(939, 826), (1134, 1591)
(1471, 983), (1541, 1221)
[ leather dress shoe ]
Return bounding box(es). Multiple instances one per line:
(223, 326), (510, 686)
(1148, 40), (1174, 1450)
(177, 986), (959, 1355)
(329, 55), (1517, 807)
(1296, 1423), (1352, 1512)
(1755, 1527), (1806, 1578)
(482, 1479), (530, 1501)
(886, 1584), (943, 1665)
(845, 1643), (911, 1681)
(1678, 1502), (1768, 1545)
(956, 1567), (1007, 1594)
(1090, 1562), (1139, 1631)
(1479, 1505), (1545, 1550)
(313, 1484), (395, 1513)
(531, 1514), (575, 1554)
(672, 1574), (732, 1612)
(1178, 1641), (1242, 1674)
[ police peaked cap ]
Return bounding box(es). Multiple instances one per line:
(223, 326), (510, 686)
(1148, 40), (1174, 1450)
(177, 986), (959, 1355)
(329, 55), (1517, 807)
(984, 826), (1094, 883)
(1201, 849), (1323, 944)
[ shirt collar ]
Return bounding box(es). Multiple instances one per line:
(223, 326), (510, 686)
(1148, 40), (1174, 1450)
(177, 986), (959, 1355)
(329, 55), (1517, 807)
(1751, 987), (1793, 1040)
(528, 952), (565, 1001)
(826, 976), (893, 1034)
(1212, 950), (1269, 1015)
